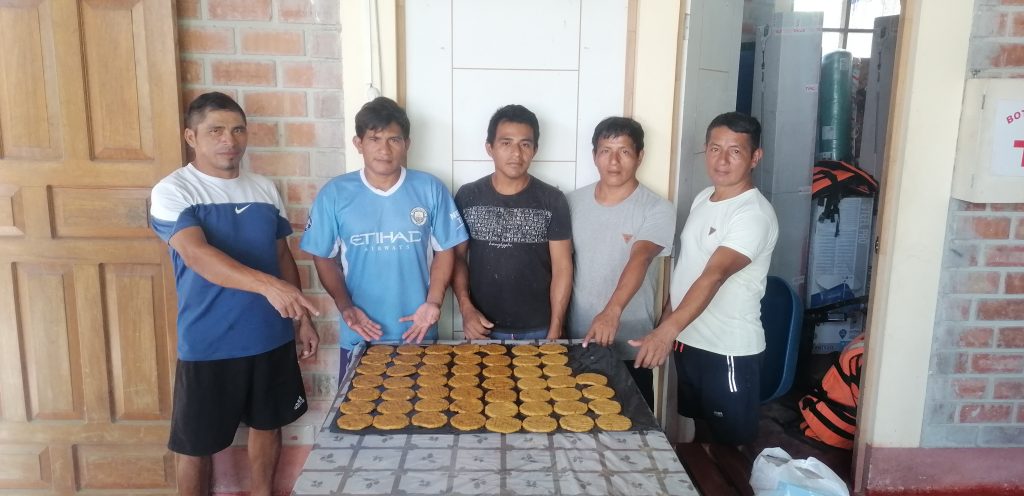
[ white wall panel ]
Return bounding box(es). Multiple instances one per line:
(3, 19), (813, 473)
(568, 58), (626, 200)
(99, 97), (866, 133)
(451, 161), (495, 192)
(452, 69), (579, 162)
(452, 0), (581, 70)
(405, 0), (454, 188)
(576, 0), (629, 189)
(406, 0), (630, 335)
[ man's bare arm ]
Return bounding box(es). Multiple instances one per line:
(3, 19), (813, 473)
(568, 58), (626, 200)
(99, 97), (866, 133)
(452, 241), (493, 339)
(547, 239), (573, 339)
(583, 240), (665, 347)
(312, 255), (382, 341)
(630, 246), (751, 368)
(277, 240), (319, 359)
(401, 248), (455, 343)
(168, 226), (318, 319)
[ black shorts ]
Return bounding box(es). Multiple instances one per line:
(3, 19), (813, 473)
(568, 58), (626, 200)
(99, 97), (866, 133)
(674, 343), (763, 445)
(168, 341), (308, 456)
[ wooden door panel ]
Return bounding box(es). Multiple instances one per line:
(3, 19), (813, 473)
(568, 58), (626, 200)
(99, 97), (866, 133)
(0, 184), (25, 237)
(81, 0), (153, 161)
(0, 0), (63, 161)
(0, 444), (52, 490)
(0, 0), (182, 492)
(72, 445), (174, 491)
(102, 263), (171, 421)
(50, 187), (152, 239)
(14, 262), (84, 421)
(0, 0), (180, 187)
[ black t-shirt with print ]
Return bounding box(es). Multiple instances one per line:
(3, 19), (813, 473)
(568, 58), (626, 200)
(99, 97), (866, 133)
(455, 174), (572, 330)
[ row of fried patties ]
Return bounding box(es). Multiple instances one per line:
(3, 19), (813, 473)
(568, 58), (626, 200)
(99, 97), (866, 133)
(336, 343), (632, 433)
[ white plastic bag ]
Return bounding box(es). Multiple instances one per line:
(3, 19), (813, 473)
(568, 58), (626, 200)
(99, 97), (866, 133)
(749, 447), (850, 496)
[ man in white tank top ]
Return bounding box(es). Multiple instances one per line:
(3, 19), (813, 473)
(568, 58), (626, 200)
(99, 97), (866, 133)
(630, 112), (779, 445)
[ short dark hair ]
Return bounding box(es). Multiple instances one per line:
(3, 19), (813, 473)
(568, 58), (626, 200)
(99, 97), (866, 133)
(355, 97), (411, 138)
(705, 112), (762, 151)
(591, 117), (644, 153)
(186, 92), (246, 130)
(486, 104), (540, 147)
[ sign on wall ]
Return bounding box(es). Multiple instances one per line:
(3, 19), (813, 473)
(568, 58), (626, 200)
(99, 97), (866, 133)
(952, 79), (1024, 202)
(993, 100), (1024, 177)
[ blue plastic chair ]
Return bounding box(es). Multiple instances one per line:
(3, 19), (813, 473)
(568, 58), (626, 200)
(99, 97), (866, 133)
(759, 276), (803, 402)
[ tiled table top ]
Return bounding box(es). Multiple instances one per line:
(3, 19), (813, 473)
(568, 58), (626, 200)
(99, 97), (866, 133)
(291, 341), (698, 496)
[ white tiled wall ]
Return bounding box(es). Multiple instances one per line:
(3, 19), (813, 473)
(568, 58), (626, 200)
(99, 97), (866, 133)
(451, 69), (580, 163)
(452, 0), (582, 71)
(405, 0), (629, 337)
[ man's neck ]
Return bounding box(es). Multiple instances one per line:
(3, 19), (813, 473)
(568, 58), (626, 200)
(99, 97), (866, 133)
(491, 173), (530, 196)
(192, 161), (240, 180)
(594, 179), (639, 206)
(364, 168), (402, 191)
(710, 181), (754, 202)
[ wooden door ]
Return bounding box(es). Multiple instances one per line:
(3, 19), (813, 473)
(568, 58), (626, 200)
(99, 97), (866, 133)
(0, 0), (182, 493)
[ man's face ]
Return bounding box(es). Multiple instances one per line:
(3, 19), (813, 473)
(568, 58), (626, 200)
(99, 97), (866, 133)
(704, 126), (762, 189)
(486, 121), (537, 181)
(184, 110), (247, 177)
(593, 134), (643, 188)
(354, 122), (409, 178)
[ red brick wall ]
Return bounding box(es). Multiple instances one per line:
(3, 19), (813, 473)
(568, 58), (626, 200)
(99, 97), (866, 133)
(175, 0), (343, 491)
(924, 0), (1024, 447)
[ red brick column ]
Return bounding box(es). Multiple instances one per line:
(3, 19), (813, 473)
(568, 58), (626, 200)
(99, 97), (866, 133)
(176, 0), (343, 493)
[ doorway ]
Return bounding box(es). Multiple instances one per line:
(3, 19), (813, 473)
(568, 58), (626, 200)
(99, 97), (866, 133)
(670, 0), (901, 493)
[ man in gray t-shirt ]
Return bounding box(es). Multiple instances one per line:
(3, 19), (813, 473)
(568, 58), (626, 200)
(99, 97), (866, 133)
(567, 117), (676, 408)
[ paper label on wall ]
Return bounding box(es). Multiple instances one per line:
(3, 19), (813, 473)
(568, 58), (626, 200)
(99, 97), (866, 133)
(992, 99), (1024, 177)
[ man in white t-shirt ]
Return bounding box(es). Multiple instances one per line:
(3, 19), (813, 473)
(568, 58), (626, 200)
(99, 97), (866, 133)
(630, 112), (778, 445)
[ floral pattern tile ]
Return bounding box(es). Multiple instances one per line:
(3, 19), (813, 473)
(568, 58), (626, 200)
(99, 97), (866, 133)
(608, 472), (665, 496)
(553, 449), (603, 473)
(340, 471), (396, 495)
(505, 470), (556, 495)
(457, 433), (501, 449)
(409, 434), (455, 448)
(505, 449), (554, 471)
(553, 474), (609, 496)
(506, 433), (551, 449)
(303, 449), (353, 471)
(396, 470), (450, 495)
(352, 449), (403, 470)
(293, 471), (343, 495)
(450, 472), (501, 495)
(361, 434), (408, 448)
(455, 449), (502, 471)
(403, 449), (453, 471)
(602, 449), (654, 472)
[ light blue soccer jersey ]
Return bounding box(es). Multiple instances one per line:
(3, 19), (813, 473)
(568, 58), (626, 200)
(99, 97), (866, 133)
(301, 168), (468, 350)
(150, 164), (294, 361)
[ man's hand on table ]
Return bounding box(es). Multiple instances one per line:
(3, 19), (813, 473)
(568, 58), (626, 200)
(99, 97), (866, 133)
(628, 325), (678, 369)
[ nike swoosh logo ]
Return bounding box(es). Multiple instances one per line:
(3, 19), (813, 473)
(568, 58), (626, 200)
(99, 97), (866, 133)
(235, 204), (252, 214)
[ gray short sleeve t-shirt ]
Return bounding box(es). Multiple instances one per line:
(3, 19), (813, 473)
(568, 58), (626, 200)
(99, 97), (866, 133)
(567, 183), (677, 359)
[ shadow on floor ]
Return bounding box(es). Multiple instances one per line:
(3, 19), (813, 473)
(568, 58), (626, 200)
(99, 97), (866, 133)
(674, 390), (853, 495)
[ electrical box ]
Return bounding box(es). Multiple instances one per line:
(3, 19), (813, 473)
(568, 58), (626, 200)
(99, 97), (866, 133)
(952, 78), (1024, 203)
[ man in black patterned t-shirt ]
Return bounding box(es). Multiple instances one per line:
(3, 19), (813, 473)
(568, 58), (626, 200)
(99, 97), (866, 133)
(452, 104), (572, 341)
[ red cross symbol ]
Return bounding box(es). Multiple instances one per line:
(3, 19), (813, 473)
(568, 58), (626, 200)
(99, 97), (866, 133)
(1016, 140), (1024, 168)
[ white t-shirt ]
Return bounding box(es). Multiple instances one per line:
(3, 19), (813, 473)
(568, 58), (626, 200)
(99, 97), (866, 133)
(670, 186), (779, 356)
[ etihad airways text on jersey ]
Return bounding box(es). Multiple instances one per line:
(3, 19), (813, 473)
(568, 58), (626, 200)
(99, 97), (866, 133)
(349, 231), (423, 246)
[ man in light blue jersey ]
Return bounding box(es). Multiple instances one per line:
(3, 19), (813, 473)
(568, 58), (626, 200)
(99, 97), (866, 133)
(151, 92), (320, 496)
(302, 97), (468, 371)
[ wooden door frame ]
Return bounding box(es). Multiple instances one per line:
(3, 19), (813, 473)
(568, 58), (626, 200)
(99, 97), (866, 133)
(853, 0), (975, 490)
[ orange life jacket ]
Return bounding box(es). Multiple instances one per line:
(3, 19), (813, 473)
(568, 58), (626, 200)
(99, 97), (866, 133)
(799, 335), (865, 449)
